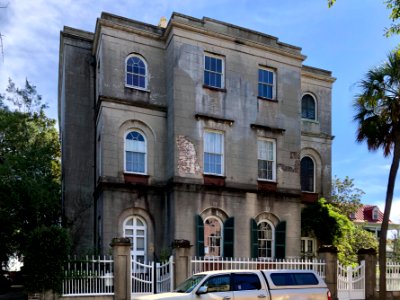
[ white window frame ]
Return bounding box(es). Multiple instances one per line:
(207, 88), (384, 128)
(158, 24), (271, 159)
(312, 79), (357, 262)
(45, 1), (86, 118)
(301, 237), (316, 257)
(258, 67), (276, 100)
(125, 54), (148, 90)
(124, 130), (147, 174)
(123, 216), (147, 262)
(203, 130), (224, 176)
(257, 220), (275, 259)
(372, 207), (379, 220)
(204, 53), (225, 89)
(257, 138), (276, 181)
(204, 216), (223, 257)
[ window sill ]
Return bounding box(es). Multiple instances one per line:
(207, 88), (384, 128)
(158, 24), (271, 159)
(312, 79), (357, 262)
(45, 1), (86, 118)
(203, 85), (227, 93)
(124, 173), (149, 185)
(203, 174), (225, 186)
(257, 180), (277, 192)
(125, 85), (151, 93)
(301, 118), (319, 124)
(257, 96), (278, 102)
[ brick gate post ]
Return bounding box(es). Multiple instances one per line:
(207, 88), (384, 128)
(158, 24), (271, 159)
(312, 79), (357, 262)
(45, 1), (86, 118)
(358, 248), (377, 300)
(111, 237), (132, 300)
(318, 246), (338, 300)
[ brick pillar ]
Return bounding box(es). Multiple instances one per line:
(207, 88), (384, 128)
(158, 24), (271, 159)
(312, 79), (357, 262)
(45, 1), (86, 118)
(111, 237), (131, 300)
(318, 246), (338, 300)
(172, 239), (192, 287)
(358, 248), (377, 300)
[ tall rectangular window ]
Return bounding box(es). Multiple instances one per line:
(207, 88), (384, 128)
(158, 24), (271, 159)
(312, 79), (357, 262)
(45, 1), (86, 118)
(204, 54), (224, 88)
(258, 139), (276, 181)
(204, 131), (224, 175)
(258, 68), (275, 100)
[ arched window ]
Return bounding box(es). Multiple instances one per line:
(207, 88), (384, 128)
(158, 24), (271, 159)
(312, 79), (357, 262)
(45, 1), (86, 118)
(204, 217), (223, 257)
(123, 216), (147, 262)
(125, 131), (146, 174)
(301, 156), (314, 192)
(257, 221), (275, 258)
(301, 94), (316, 120)
(126, 55), (148, 89)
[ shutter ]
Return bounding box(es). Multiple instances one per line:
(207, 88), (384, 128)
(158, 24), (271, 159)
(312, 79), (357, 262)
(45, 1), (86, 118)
(195, 215), (204, 257)
(275, 221), (286, 259)
(223, 217), (234, 258)
(250, 219), (258, 258)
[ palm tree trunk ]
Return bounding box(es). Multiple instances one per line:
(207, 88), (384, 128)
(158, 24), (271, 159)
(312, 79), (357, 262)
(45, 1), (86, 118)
(379, 132), (400, 300)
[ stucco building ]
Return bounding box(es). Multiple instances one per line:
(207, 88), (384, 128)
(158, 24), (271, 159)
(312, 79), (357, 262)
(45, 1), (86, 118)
(58, 12), (335, 260)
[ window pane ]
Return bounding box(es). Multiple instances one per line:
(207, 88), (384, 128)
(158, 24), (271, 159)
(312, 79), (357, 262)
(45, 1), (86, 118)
(258, 69), (274, 99)
(216, 74), (221, 88)
(137, 237), (145, 251)
(126, 56), (147, 88)
(204, 217), (222, 257)
(301, 157), (314, 192)
(205, 56), (210, 70)
(138, 76), (145, 88)
(258, 222), (273, 258)
(132, 75), (139, 87)
(302, 95), (315, 120)
(127, 75), (133, 86)
(204, 55), (223, 88)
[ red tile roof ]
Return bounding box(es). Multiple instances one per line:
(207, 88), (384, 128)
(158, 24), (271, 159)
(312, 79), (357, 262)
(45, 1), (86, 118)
(351, 205), (387, 223)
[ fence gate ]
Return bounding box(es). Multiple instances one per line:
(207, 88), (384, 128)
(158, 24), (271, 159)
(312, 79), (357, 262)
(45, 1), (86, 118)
(131, 256), (174, 295)
(337, 260), (365, 300)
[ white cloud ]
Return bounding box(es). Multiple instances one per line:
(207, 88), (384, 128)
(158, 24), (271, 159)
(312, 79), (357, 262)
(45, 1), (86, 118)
(376, 198), (400, 224)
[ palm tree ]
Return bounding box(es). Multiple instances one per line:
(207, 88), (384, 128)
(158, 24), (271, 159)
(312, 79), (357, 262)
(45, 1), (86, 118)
(354, 50), (400, 300)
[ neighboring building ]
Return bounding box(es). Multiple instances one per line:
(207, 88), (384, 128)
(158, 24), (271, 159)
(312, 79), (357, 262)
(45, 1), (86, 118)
(351, 205), (400, 258)
(351, 204), (400, 236)
(350, 205), (400, 238)
(58, 12), (335, 259)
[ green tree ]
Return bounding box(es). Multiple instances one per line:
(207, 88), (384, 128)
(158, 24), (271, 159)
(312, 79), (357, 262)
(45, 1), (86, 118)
(330, 176), (364, 216)
(0, 79), (68, 292)
(353, 49), (400, 298)
(23, 226), (70, 294)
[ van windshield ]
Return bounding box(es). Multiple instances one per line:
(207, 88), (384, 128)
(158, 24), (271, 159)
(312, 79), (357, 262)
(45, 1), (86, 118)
(174, 274), (206, 293)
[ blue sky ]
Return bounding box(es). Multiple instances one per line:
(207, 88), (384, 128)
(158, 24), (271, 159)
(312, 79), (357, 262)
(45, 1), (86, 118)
(1, 0), (400, 223)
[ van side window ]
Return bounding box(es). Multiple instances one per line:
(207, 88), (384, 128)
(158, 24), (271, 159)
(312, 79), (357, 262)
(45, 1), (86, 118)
(270, 273), (318, 286)
(232, 273), (261, 291)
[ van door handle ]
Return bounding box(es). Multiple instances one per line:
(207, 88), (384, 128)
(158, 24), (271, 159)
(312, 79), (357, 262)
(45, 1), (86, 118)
(258, 295), (267, 298)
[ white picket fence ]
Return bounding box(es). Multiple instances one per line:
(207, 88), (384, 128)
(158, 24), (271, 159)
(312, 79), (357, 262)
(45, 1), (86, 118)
(191, 257), (326, 280)
(377, 261), (400, 291)
(62, 255), (174, 296)
(62, 255), (114, 296)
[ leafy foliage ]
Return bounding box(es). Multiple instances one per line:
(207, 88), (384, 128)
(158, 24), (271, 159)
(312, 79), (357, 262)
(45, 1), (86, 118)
(302, 198), (377, 265)
(23, 226), (70, 294)
(0, 79), (68, 292)
(330, 176), (364, 216)
(302, 198), (345, 245)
